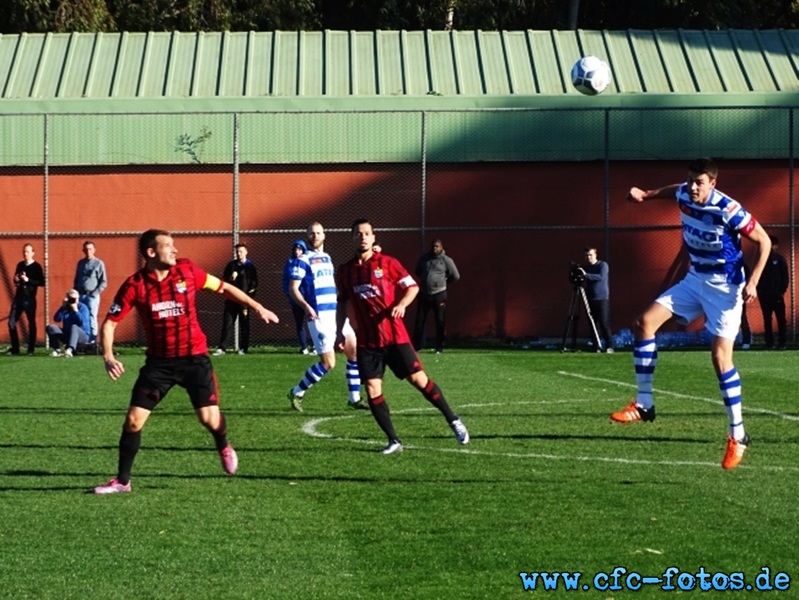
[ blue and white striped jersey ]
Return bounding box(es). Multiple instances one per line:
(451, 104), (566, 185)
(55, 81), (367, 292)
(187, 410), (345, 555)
(676, 183), (754, 284)
(301, 250), (338, 315)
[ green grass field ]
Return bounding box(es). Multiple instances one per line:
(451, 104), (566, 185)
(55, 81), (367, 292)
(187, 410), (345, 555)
(1, 348), (797, 599)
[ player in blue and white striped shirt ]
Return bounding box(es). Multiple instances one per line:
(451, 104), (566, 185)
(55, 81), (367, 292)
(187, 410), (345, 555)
(287, 222), (365, 411)
(610, 158), (772, 470)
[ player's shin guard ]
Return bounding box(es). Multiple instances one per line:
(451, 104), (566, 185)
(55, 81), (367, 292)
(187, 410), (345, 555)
(296, 363), (329, 394)
(633, 338), (657, 409)
(368, 395), (399, 441)
(117, 428), (141, 485)
(719, 367), (745, 440)
(346, 359), (361, 402)
(205, 413), (229, 451)
(421, 379), (457, 422)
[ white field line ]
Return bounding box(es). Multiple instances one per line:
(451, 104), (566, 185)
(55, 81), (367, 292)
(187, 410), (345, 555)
(301, 400), (799, 472)
(558, 370), (799, 421)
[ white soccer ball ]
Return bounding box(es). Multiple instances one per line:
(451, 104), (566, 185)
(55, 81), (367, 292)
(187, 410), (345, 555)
(571, 56), (611, 96)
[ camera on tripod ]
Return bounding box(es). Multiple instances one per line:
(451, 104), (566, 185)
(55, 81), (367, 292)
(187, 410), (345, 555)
(569, 262), (586, 286)
(562, 261), (601, 352)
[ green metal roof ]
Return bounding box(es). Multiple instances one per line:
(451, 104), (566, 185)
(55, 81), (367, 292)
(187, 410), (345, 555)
(0, 29), (797, 112)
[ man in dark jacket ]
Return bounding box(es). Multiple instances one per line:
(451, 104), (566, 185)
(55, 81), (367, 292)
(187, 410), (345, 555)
(756, 234), (789, 349)
(6, 243), (45, 355)
(213, 243), (258, 355)
(412, 239), (460, 354)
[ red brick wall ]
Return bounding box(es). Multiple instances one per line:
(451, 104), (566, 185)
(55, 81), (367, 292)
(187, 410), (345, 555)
(0, 160), (793, 346)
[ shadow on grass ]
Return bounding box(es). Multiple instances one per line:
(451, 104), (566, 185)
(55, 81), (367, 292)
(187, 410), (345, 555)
(0, 406), (257, 417)
(0, 405), (346, 418)
(0, 406), (122, 415)
(0, 468), (521, 493)
(475, 432), (711, 444)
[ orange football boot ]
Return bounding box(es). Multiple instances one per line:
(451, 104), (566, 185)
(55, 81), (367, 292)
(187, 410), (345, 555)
(610, 398), (656, 423)
(722, 433), (750, 470)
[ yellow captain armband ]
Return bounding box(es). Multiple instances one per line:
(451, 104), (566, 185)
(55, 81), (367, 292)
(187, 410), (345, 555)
(204, 274), (224, 293)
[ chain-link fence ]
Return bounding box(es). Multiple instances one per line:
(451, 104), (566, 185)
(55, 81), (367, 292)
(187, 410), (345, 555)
(1, 107), (796, 351)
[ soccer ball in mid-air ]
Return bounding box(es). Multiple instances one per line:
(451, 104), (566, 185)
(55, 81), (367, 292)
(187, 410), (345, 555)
(571, 56), (611, 96)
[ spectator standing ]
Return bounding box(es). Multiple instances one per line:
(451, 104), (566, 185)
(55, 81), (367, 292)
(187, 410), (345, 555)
(46, 289), (91, 357)
(578, 246), (614, 353)
(412, 239), (460, 354)
(757, 234), (789, 349)
(282, 239), (313, 354)
(6, 243), (45, 356)
(214, 243), (258, 355)
(73, 240), (107, 343)
(93, 229), (279, 494)
(336, 219), (469, 454)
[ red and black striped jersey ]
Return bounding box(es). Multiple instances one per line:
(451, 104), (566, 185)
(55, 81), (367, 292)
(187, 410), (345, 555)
(336, 252), (417, 348)
(106, 258), (221, 358)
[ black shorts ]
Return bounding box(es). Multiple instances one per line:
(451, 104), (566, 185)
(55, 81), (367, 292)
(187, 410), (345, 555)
(131, 355), (220, 411)
(357, 343), (423, 381)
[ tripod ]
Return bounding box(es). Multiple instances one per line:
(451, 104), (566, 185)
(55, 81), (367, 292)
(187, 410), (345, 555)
(561, 284), (603, 352)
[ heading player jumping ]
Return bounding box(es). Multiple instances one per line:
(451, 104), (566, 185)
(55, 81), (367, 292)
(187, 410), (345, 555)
(610, 158), (771, 469)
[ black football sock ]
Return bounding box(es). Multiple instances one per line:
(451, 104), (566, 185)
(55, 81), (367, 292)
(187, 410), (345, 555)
(117, 428), (141, 485)
(204, 413), (229, 451)
(368, 395), (399, 441)
(421, 379), (457, 422)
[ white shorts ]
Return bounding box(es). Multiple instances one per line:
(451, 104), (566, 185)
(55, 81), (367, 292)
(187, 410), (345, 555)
(655, 272), (743, 340)
(308, 313), (354, 354)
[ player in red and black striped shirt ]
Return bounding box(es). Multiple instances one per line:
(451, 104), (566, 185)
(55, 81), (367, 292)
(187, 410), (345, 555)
(93, 229), (280, 494)
(335, 218), (469, 454)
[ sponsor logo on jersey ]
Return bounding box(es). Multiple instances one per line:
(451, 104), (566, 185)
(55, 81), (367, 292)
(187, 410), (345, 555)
(724, 200), (741, 215)
(683, 223), (722, 251)
(108, 303), (122, 315)
(151, 300), (186, 318)
(354, 283), (380, 298)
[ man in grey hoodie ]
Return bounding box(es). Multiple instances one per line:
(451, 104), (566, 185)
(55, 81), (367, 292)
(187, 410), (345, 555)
(412, 239), (460, 354)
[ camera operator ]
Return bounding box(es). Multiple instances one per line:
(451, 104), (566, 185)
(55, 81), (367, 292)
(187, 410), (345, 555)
(46, 289), (91, 357)
(577, 246), (614, 353)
